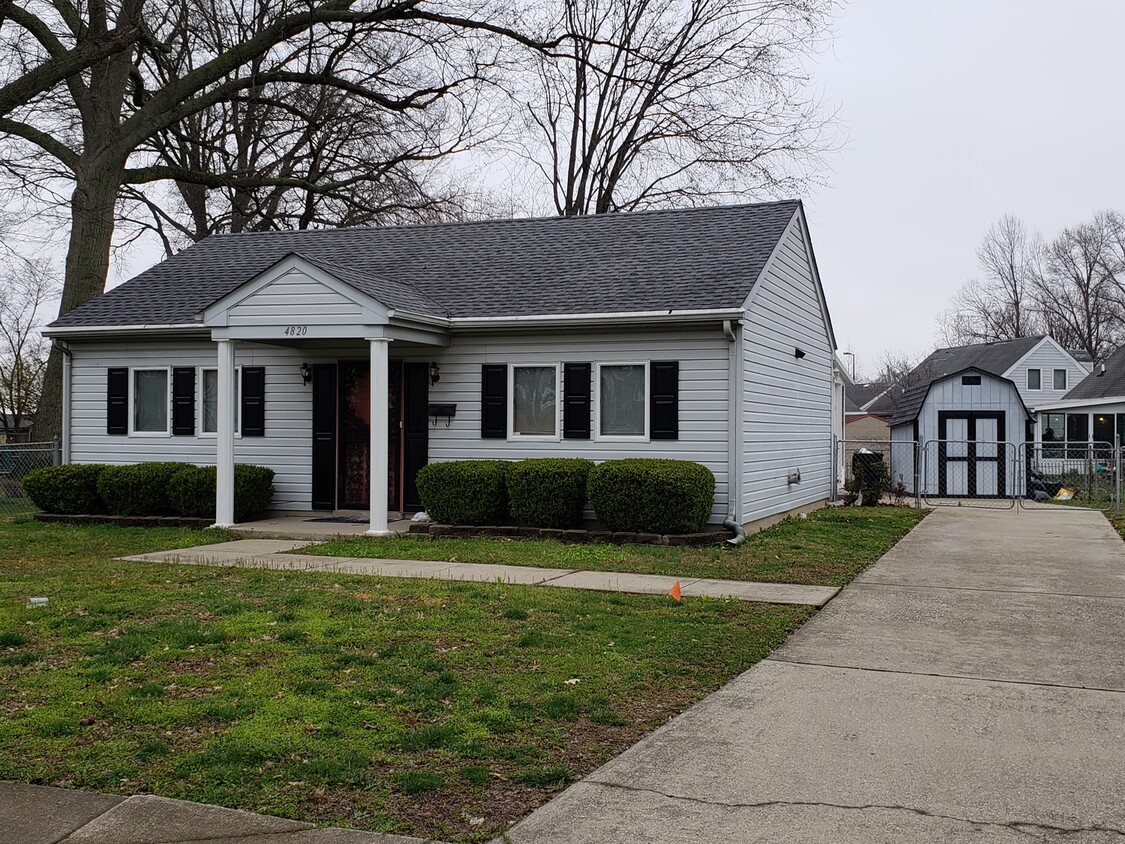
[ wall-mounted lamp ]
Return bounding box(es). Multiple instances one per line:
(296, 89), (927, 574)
(794, 348), (806, 360)
(300, 362), (312, 385)
(429, 361), (440, 386)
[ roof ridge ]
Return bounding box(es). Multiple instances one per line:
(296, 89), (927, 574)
(205, 199), (803, 241)
(294, 251), (450, 318)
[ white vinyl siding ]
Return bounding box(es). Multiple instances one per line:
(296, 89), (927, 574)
(1004, 338), (1088, 408)
(68, 328), (733, 521)
(226, 267), (365, 326)
(740, 213), (834, 524)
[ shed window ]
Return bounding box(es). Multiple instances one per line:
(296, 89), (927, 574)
(598, 363), (648, 438)
(132, 369), (169, 434)
(961, 374), (981, 386)
(1053, 369), (1067, 391)
(200, 368), (240, 435)
(510, 365), (559, 438)
(1027, 369), (1041, 390)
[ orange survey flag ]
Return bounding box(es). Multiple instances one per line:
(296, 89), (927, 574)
(668, 580), (682, 602)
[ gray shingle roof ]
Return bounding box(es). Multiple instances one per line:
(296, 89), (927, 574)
(52, 201), (801, 329)
(910, 336), (1046, 382)
(1063, 345), (1125, 400)
(844, 383), (889, 413)
(889, 366), (1032, 426)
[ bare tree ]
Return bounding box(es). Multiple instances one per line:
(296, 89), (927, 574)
(517, 0), (837, 216)
(0, 259), (53, 441)
(939, 216), (1042, 346)
(1033, 215), (1123, 363)
(0, 0), (552, 440)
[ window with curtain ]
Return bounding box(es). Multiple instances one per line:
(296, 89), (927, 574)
(1053, 369), (1067, 391)
(1027, 369), (1041, 389)
(201, 368), (240, 434)
(599, 364), (647, 437)
(512, 366), (557, 437)
(133, 370), (168, 433)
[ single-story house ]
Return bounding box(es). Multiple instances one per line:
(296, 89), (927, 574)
(888, 367), (1031, 497)
(1034, 344), (1125, 451)
(44, 201), (840, 534)
(0, 415), (34, 444)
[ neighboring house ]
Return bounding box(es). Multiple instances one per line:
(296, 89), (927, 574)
(0, 415), (33, 444)
(840, 382), (893, 488)
(888, 368), (1031, 497)
(1033, 345), (1125, 451)
(44, 201), (839, 532)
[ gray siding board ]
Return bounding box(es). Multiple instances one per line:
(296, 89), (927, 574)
(741, 215), (834, 524)
(1004, 339), (1089, 408)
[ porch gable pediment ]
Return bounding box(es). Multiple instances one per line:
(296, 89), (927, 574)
(202, 253), (391, 330)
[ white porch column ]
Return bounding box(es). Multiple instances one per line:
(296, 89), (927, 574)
(367, 337), (393, 536)
(213, 338), (236, 528)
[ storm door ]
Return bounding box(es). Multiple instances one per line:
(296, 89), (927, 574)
(338, 360), (403, 510)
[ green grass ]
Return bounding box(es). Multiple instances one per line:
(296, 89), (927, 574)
(305, 506), (928, 587)
(0, 520), (818, 842)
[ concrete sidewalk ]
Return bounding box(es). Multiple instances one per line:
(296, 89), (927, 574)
(120, 540), (839, 606)
(4, 782), (435, 844)
(504, 506), (1125, 842)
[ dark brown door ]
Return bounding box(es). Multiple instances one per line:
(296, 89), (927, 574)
(337, 360), (403, 510)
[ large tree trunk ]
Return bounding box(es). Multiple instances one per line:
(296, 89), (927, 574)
(35, 157), (125, 444)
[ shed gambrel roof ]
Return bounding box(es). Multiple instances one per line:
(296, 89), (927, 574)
(1063, 345), (1125, 400)
(889, 367), (1032, 426)
(52, 201), (802, 329)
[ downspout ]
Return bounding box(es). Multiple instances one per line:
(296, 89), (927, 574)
(54, 339), (72, 464)
(723, 513), (747, 546)
(723, 318), (745, 545)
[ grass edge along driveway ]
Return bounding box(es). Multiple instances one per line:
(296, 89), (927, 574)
(305, 506), (928, 587)
(0, 508), (924, 842)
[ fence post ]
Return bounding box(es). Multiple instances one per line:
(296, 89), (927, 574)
(1116, 434), (1122, 518)
(831, 435), (839, 503)
(914, 441), (922, 509)
(52, 436), (61, 466)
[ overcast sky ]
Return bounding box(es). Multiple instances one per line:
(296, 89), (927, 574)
(809, 0), (1125, 379)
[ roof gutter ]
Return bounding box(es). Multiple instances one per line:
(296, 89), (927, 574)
(1033, 396), (1125, 411)
(42, 323), (208, 339)
(450, 307), (746, 330)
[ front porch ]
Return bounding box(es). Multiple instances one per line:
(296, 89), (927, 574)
(227, 510), (415, 541)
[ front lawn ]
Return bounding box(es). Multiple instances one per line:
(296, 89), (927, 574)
(0, 521), (813, 842)
(307, 506), (928, 587)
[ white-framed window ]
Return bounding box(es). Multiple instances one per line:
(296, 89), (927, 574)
(199, 367), (241, 436)
(1053, 369), (1067, 391)
(508, 363), (560, 440)
(1027, 368), (1041, 390)
(595, 362), (649, 440)
(129, 367), (170, 436)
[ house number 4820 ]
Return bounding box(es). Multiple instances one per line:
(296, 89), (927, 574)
(283, 325), (308, 336)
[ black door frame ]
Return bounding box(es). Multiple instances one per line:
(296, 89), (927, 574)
(310, 359), (428, 511)
(938, 410), (1006, 497)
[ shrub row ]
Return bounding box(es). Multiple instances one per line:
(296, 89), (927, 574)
(415, 457), (714, 534)
(22, 462), (275, 523)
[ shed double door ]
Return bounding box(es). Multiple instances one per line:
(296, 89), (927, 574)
(938, 411), (1005, 497)
(311, 361), (429, 512)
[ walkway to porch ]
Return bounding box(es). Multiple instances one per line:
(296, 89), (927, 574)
(227, 511), (414, 542)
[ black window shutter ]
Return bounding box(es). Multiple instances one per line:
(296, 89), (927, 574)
(481, 364), (507, 438)
(563, 363), (591, 439)
(106, 368), (128, 435)
(650, 361), (679, 440)
(241, 367), (265, 436)
(171, 367), (196, 436)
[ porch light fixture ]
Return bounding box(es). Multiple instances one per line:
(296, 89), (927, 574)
(300, 362), (312, 385)
(429, 361), (440, 386)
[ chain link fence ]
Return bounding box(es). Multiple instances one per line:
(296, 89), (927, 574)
(1019, 441), (1119, 512)
(835, 439), (919, 506)
(920, 440), (1018, 509)
(0, 441), (58, 520)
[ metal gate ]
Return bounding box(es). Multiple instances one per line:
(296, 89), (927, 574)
(921, 439), (1018, 509)
(1019, 441), (1120, 513)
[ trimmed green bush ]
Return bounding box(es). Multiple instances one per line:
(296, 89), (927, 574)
(22, 464), (108, 514)
(588, 458), (714, 534)
(167, 464), (276, 523)
(416, 460), (509, 525)
(97, 462), (194, 516)
(507, 458), (593, 528)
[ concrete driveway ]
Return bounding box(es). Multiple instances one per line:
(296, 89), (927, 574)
(503, 506), (1125, 843)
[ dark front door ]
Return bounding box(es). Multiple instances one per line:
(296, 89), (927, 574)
(338, 360), (403, 510)
(938, 411), (1005, 497)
